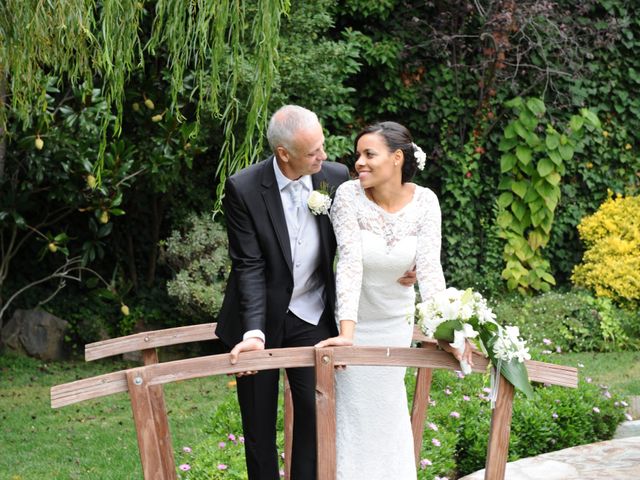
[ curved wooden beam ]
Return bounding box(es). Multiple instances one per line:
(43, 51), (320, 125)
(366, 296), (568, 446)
(85, 323), (219, 361)
(52, 346), (577, 408)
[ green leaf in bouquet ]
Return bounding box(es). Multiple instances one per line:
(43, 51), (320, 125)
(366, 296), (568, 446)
(497, 359), (535, 398)
(433, 319), (463, 342)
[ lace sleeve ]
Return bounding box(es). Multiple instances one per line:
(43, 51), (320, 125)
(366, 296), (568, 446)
(330, 181), (362, 322)
(416, 188), (446, 301)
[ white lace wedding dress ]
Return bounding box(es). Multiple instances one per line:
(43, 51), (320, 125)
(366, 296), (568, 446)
(330, 179), (446, 480)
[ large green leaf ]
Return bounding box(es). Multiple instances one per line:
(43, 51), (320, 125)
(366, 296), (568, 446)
(526, 97), (546, 116)
(511, 180), (528, 199)
(545, 133), (559, 150)
(558, 144), (574, 161)
(497, 192), (514, 208)
(516, 145), (532, 165)
(537, 157), (555, 177)
(500, 153), (518, 172)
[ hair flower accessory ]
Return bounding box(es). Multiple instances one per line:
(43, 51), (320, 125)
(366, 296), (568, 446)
(307, 182), (332, 215)
(412, 143), (427, 170)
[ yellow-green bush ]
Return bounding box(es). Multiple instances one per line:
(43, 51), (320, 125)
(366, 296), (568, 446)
(572, 193), (640, 305)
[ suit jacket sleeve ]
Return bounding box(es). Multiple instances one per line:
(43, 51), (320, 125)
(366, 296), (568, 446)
(222, 176), (267, 334)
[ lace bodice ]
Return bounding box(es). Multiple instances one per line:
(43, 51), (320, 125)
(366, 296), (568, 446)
(331, 179), (446, 322)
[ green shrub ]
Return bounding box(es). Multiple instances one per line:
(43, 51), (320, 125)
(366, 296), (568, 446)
(572, 194), (640, 307)
(492, 290), (639, 353)
(164, 213), (230, 321)
(178, 366), (626, 479)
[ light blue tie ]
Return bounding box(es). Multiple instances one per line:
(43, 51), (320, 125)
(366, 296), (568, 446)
(289, 181), (303, 229)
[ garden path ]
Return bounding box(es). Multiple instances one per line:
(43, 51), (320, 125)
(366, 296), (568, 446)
(459, 420), (640, 480)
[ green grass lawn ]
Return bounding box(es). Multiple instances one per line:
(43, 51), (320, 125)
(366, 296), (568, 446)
(551, 350), (640, 396)
(0, 353), (230, 480)
(1, 349), (638, 480)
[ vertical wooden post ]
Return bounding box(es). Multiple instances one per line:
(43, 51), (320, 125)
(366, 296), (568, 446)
(315, 348), (336, 480)
(410, 343), (434, 463)
(126, 368), (175, 480)
(142, 348), (177, 479)
(283, 373), (293, 480)
(484, 373), (515, 480)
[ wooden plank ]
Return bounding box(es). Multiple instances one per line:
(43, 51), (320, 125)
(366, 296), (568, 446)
(53, 346), (577, 409)
(85, 323), (218, 361)
(410, 343), (434, 463)
(484, 374), (515, 480)
(126, 369), (174, 480)
(142, 349), (176, 479)
(283, 373), (293, 480)
(315, 348), (336, 480)
(525, 360), (578, 388)
(51, 371), (128, 408)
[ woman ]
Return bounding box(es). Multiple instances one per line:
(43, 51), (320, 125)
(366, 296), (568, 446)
(316, 121), (472, 479)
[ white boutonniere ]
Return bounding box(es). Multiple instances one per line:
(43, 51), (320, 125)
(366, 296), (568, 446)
(307, 182), (332, 215)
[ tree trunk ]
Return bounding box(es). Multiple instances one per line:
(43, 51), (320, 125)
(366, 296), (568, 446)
(145, 194), (164, 288)
(0, 67), (7, 183)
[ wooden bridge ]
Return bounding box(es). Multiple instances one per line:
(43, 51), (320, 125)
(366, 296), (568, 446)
(51, 323), (578, 479)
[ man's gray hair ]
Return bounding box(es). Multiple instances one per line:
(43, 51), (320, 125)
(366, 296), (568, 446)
(267, 105), (320, 153)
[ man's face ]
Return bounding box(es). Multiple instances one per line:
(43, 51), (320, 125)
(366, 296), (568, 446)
(277, 122), (327, 179)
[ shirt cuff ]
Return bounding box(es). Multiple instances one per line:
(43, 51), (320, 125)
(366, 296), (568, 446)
(243, 329), (265, 343)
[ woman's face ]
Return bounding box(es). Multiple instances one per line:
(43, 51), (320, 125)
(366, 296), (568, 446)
(355, 132), (402, 189)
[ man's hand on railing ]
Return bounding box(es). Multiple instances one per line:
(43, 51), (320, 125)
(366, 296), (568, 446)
(229, 337), (265, 376)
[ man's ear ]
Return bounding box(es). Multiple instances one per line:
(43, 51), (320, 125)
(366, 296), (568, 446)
(276, 146), (289, 163)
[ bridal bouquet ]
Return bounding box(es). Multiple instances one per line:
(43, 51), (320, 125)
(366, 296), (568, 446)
(416, 287), (534, 398)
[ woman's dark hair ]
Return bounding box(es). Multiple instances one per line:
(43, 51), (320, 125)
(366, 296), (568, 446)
(355, 121), (417, 183)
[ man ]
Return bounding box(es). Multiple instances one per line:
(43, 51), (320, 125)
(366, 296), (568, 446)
(216, 105), (415, 479)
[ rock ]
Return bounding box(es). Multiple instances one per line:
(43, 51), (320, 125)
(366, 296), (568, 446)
(1, 309), (69, 361)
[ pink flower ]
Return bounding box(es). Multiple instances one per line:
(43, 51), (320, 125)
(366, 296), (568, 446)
(179, 464), (191, 471)
(621, 401), (628, 407)
(429, 399), (437, 406)
(586, 377), (592, 383)
(218, 441), (226, 448)
(456, 370), (465, 379)
(432, 438), (441, 447)
(281, 452), (285, 459)
(419, 458), (432, 469)
(552, 413), (558, 419)
(182, 446), (192, 453)
(239, 436), (245, 443)
(444, 388), (452, 395)
(427, 422), (439, 431)
(542, 338), (552, 345)
(450, 411), (460, 418)
(217, 464), (228, 470)
(593, 407), (600, 413)
(279, 469), (285, 477)
(555, 346), (562, 353)
(228, 433), (236, 442)
(603, 390), (612, 399)
(462, 395), (470, 401)
(482, 387), (491, 394)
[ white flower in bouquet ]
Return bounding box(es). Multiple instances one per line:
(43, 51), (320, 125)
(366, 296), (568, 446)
(416, 287), (533, 398)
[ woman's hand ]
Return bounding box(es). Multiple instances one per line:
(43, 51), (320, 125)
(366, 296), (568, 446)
(315, 335), (354, 348)
(438, 338), (475, 369)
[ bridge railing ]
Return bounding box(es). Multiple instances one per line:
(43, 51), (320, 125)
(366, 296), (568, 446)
(51, 323), (578, 480)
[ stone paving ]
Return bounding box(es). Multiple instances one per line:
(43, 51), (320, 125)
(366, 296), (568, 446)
(459, 420), (640, 480)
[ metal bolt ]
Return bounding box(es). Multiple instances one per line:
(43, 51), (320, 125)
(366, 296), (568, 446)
(144, 336), (150, 342)
(321, 355), (330, 365)
(134, 376), (143, 385)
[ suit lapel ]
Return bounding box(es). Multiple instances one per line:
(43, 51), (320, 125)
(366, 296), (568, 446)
(261, 157), (293, 273)
(312, 170), (333, 261)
